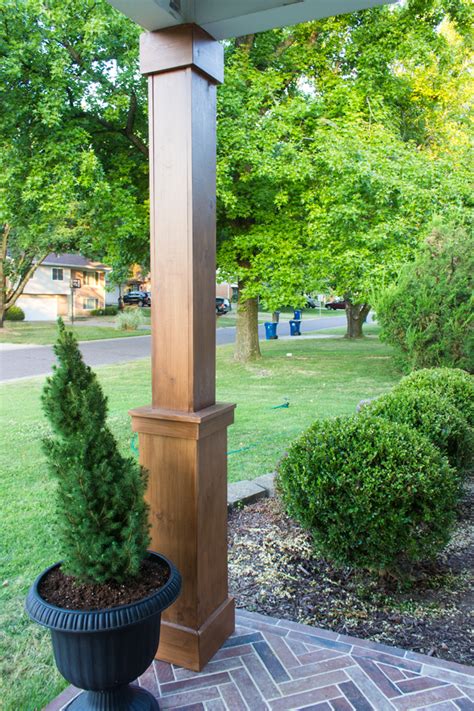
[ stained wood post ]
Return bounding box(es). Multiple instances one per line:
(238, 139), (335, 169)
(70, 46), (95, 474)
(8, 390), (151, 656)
(129, 24), (235, 672)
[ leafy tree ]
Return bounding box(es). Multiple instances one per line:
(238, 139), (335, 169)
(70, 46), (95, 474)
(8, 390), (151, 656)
(1, 0), (472, 356)
(376, 225), (474, 372)
(217, 2), (473, 354)
(0, 0), (148, 324)
(42, 319), (150, 583)
(0, 132), (104, 325)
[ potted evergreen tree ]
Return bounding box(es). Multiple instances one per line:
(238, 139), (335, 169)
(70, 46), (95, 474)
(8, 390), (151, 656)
(26, 320), (181, 710)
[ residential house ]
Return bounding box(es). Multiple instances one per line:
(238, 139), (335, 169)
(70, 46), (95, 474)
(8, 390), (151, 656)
(17, 254), (110, 321)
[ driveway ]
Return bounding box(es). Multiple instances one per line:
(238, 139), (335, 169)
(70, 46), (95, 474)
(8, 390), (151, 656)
(0, 315), (347, 382)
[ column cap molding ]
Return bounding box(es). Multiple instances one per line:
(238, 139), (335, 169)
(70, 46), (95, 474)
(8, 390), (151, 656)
(129, 402), (235, 440)
(140, 24), (224, 84)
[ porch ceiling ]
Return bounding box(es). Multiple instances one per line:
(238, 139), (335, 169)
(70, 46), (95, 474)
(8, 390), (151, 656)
(107, 0), (395, 39)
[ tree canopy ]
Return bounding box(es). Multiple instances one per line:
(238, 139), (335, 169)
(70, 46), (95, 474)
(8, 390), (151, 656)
(0, 0), (148, 323)
(216, 2), (473, 349)
(1, 0), (472, 348)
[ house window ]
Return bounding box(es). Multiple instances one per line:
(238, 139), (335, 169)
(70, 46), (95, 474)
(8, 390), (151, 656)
(83, 298), (99, 310)
(52, 268), (63, 281)
(82, 270), (101, 285)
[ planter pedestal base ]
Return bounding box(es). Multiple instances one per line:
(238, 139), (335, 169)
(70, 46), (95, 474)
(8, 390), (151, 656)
(130, 403), (236, 671)
(66, 685), (159, 710)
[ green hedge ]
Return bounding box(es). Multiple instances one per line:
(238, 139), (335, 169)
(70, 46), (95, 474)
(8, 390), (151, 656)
(277, 415), (458, 574)
(90, 306), (118, 316)
(365, 388), (473, 472)
(394, 368), (474, 429)
(5, 305), (25, 321)
(376, 226), (473, 372)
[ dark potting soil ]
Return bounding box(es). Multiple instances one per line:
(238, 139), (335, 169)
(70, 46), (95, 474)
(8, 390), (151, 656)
(228, 479), (474, 666)
(39, 558), (170, 611)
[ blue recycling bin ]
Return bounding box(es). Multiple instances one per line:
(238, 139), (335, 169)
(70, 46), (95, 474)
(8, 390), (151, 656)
(264, 322), (278, 340)
(293, 309), (302, 320)
(289, 319), (302, 336)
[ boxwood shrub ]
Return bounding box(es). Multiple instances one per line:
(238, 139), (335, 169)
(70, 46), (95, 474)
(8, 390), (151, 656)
(365, 388), (473, 472)
(5, 305), (25, 321)
(277, 415), (458, 574)
(394, 368), (474, 429)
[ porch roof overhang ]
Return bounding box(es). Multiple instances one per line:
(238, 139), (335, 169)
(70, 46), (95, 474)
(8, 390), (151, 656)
(107, 0), (395, 39)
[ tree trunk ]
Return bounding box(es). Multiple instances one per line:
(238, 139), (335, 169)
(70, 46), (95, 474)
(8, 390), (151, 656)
(0, 224), (9, 328)
(345, 302), (371, 339)
(234, 284), (261, 362)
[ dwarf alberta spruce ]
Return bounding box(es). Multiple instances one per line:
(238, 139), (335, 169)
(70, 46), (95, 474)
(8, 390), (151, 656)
(42, 319), (150, 584)
(277, 415), (458, 574)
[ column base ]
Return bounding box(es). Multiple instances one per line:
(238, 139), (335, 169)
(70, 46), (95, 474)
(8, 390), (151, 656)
(157, 596), (235, 671)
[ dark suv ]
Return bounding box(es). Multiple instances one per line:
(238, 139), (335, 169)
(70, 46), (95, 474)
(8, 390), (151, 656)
(123, 291), (151, 306)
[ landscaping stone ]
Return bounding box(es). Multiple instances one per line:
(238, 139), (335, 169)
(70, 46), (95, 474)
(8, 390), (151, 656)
(227, 472), (276, 509)
(44, 610), (474, 711)
(253, 472), (276, 496)
(227, 480), (268, 510)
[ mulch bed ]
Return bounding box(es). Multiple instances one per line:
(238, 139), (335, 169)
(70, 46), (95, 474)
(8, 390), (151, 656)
(228, 479), (474, 666)
(40, 558), (170, 610)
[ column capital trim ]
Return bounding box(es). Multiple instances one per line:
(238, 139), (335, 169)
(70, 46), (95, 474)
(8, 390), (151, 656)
(140, 24), (224, 84)
(129, 402), (235, 440)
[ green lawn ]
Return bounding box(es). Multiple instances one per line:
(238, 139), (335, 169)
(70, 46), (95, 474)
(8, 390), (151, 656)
(0, 321), (150, 345)
(0, 307), (335, 344)
(0, 333), (400, 710)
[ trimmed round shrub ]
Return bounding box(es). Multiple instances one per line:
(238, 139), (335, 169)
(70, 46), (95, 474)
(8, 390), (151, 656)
(277, 415), (458, 574)
(365, 388), (473, 471)
(394, 368), (474, 429)
(5, 305), (25, 321)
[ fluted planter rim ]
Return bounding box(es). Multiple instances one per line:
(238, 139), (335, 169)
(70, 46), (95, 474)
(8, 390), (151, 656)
(26, 550), (181, 634)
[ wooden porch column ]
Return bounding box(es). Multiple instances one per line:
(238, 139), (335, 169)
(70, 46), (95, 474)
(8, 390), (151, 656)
(129, 25), (235, 671)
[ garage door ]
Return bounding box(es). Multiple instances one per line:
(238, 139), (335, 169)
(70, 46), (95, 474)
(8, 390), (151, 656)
(17, 295), (58, 321)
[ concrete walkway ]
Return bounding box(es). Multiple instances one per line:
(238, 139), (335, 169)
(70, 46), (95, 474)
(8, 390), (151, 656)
(0, 316), (346, 382)
(45, 609), (474, 711)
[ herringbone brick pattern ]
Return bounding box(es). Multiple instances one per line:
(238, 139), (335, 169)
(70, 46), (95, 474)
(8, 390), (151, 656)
(45, 610), (474, 710)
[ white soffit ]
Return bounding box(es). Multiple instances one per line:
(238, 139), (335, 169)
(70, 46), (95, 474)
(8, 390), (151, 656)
(107, 0), (395, 39)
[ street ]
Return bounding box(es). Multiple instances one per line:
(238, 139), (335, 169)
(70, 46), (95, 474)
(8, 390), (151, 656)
(0, 315), (347, 382)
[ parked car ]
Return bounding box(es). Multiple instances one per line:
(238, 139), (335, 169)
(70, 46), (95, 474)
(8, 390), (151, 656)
(325, 299), (347, 310)
(216, 297), (229, 315)
(305, 296), (318, 309)
(123, 290), (151, 306)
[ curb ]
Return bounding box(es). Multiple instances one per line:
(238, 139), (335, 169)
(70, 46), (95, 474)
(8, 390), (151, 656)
(227, 472), (275, 511)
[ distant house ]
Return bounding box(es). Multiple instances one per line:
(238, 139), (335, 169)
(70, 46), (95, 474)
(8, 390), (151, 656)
(17, 254), (110, 321)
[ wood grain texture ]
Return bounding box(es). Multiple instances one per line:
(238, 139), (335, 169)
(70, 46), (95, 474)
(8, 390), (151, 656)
(140, 24), (224, 83)
(137, 25), (232, 670)
(158, 597), (235, 671)
(149, 65), (218, 412)
(133, 406), (234, 669)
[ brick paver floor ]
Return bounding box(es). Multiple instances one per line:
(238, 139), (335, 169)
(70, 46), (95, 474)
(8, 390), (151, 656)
(45, 609), (474, 710)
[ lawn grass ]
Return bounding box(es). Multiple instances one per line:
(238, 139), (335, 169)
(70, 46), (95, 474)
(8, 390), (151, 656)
(0, 333), (400, 710)
(0, 321), (150, 345)
(0, 307), (334, 344)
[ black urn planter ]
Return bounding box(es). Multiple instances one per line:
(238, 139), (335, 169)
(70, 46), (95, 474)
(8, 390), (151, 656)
(26, 552), (181, 711)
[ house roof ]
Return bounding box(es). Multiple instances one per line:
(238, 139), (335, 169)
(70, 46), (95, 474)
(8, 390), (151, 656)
(42, 253), (110, 271)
